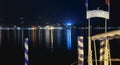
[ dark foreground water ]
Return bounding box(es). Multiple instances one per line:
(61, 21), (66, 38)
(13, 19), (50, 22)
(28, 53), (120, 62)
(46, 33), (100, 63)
(0, 27), (83, 65)
(0, 27), (120, 65)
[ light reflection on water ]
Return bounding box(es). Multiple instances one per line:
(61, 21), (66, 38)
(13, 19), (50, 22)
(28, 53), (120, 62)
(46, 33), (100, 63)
(31, 27), (37, 46)
(0, 27), (77, 51)
(66, 28), (72, 50)
(55, 29), (62, 48)
(7, 30), (10, 44)
(0, 27), (120, 65)
(21, 28), (24, 48)
(38, 27), (41, 46)
(14, 27), (17, 44)
(0, 28), (1, 47)
(0, 27), (80, 65)
(17, 29), (21, 44)
(45, 29), (50, 48)
(50, 29), (54, 51)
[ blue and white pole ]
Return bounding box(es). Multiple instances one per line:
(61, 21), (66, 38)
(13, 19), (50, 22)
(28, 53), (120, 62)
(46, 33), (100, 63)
(78, 36), (84, 65)
(24, 38), (29, 65)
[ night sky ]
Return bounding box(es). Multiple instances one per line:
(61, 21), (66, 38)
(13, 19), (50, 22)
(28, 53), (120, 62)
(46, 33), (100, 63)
(0, 0), (119, 26)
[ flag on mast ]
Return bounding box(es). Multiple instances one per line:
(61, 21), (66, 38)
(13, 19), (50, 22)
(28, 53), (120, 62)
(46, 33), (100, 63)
(105, 0), (110, 6)
(85, 0), (88, 7)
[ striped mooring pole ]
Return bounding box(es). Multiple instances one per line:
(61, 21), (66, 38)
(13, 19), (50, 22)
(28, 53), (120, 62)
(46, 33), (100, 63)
(78, 36), (84, 65)
(24, 38), (29, 65)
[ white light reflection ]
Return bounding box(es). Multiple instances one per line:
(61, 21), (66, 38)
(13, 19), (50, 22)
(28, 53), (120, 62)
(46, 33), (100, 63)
(17, 28), (21, 44)
(0, 26), (1, 47)
(17, 27), (21, 30)
(14, 26), (17, 44)
(50, 27), (54, 52)
(7, 29), (10, 44)
(38, 26), (42, 46)
(45, 28), (50, 48)
(21, 28), (24, 48)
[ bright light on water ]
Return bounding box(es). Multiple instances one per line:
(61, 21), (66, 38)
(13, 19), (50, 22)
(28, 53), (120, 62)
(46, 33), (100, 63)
(66, 28), (72, 50)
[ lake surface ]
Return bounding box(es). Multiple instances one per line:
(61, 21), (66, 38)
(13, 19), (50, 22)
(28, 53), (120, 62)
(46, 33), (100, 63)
(0, 26), (120, 65)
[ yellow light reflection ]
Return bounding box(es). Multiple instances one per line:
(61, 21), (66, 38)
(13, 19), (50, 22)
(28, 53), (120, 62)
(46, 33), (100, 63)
(32, 26), (37, 46)
(51, 28), (54, 51)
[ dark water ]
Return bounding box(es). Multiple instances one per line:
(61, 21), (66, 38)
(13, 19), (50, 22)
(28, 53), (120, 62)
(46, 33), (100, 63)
(0, 27), (85, 65)
(0, 27), (120, 65)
